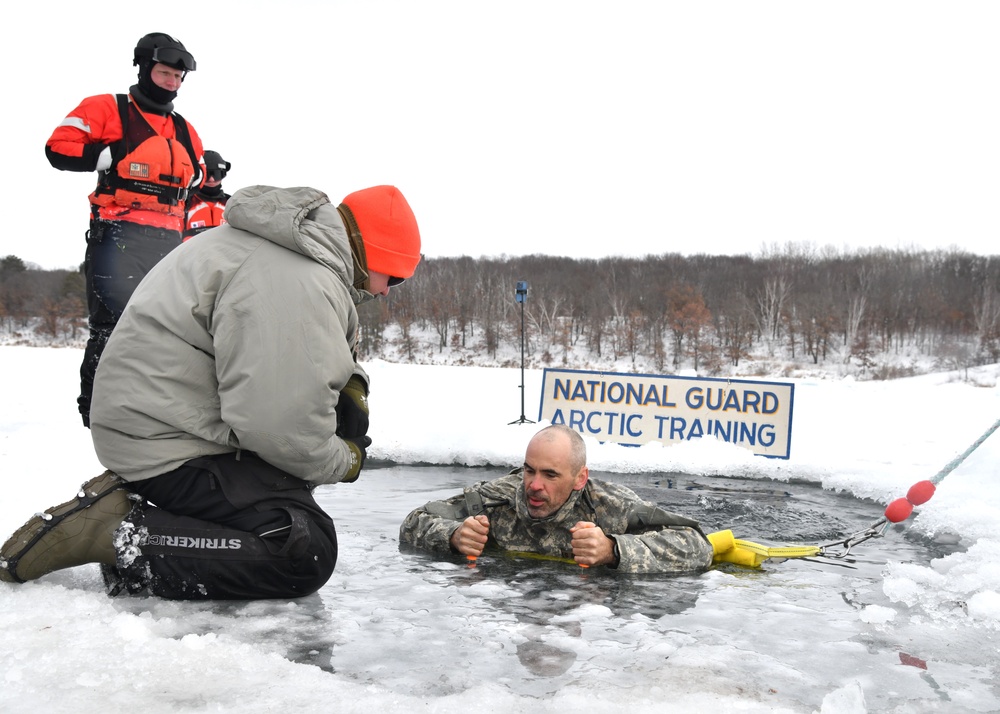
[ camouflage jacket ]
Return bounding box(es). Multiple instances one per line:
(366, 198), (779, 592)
(399, 471), (713, 573)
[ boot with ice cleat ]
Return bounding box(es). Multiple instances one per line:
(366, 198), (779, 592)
(0, 470), (136, 583)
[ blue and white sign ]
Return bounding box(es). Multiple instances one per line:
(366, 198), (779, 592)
(538, 368), (795, 459)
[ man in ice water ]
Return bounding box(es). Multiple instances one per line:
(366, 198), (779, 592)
(400, 425), (714, 573)
(0, 184), (421, 599)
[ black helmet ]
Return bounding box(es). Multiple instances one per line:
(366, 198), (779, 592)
(134, 33), (196, 72)
(203, 150), (231, 181)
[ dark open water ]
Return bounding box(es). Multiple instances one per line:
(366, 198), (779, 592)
(107, 466), (995, 712)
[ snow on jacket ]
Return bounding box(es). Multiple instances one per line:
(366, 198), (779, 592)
(399, 472), (714, 573)
(91, 185), (371, 485)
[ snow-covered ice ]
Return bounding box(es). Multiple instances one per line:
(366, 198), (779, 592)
(1, 346), (999, 713)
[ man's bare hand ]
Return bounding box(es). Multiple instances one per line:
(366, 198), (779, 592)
(569, 521), (616, 567)
(450, 515), (490, 557)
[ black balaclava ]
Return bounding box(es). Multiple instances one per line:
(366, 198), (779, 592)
(134, 59), (179, 109)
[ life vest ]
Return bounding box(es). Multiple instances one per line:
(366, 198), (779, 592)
(184, 191), (229, 240)
(91, 94), (199, 217)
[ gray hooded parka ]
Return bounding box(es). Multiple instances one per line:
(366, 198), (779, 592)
(91, 185), (371, 486)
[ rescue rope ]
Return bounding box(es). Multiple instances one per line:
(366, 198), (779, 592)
(928, 416), (1000, 486)
(711, 416), (1000, 568)
(469, 419), (1000, 570)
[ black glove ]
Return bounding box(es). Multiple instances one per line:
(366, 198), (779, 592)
(107, 139), (128, 165)
(335, 375), (370, 438)
(342, 435), (372, 483)
(92, 140), (126, 172)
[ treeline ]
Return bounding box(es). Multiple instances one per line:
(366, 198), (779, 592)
(0, 255), (86, 340)
(357, 246), (1000, 376)
(4, 248), (1000, 377)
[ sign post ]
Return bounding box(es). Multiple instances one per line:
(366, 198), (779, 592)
(509, 281), (535, 425)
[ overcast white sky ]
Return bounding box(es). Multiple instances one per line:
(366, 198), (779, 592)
(6, 1), (1000, 270)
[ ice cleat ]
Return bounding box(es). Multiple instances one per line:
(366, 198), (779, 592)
(99, 563), (148, 597)
(0, 470), (136, 583)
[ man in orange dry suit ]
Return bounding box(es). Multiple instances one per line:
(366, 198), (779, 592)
(184, 150), (232, 240)
(45, 32), (205, 427)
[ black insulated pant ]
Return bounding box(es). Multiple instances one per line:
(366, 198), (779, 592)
(121, 452), (338, 600)
(80, 218), (182, 426)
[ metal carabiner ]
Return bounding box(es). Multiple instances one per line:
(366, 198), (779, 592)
(817, 519), (889, 559)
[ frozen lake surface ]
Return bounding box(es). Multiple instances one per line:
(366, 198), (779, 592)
(19, 465), (990, 713)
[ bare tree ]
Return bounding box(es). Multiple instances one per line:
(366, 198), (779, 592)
(972, 283), (1000, 362)
(753, 276), (791, 357)
(666, 284), (711, 369)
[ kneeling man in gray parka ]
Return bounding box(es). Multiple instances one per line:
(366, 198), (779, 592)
(1, 184), (421, 599)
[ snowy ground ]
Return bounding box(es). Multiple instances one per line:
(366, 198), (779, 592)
(1, 346), (998, 713)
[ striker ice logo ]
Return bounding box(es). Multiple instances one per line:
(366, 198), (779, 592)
(129, 162), (150, 179)
(147, 535), (242, 550)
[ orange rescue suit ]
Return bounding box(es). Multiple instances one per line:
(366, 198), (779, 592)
(46, 93), (204, 231)
(184, 191), (229, 240)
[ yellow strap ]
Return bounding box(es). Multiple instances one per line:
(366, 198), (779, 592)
(499, 531), (821, 570)
(734, 539), (821, 559)
(708, 529), (821, 568)
(505, 550), (578, 565)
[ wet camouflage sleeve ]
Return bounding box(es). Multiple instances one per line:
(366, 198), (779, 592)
(588, 480), (714, 574)
(398, 490), (471, 554)
(611, 527), (714, 573)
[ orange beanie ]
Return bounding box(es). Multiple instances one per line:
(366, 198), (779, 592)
(340, 186), (421, 279)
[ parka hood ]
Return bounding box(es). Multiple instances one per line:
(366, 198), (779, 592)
(224, 185), (356, 291)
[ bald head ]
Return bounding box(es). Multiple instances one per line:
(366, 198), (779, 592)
(529, 425), (587, 473)
(521, 425), (589, 518)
